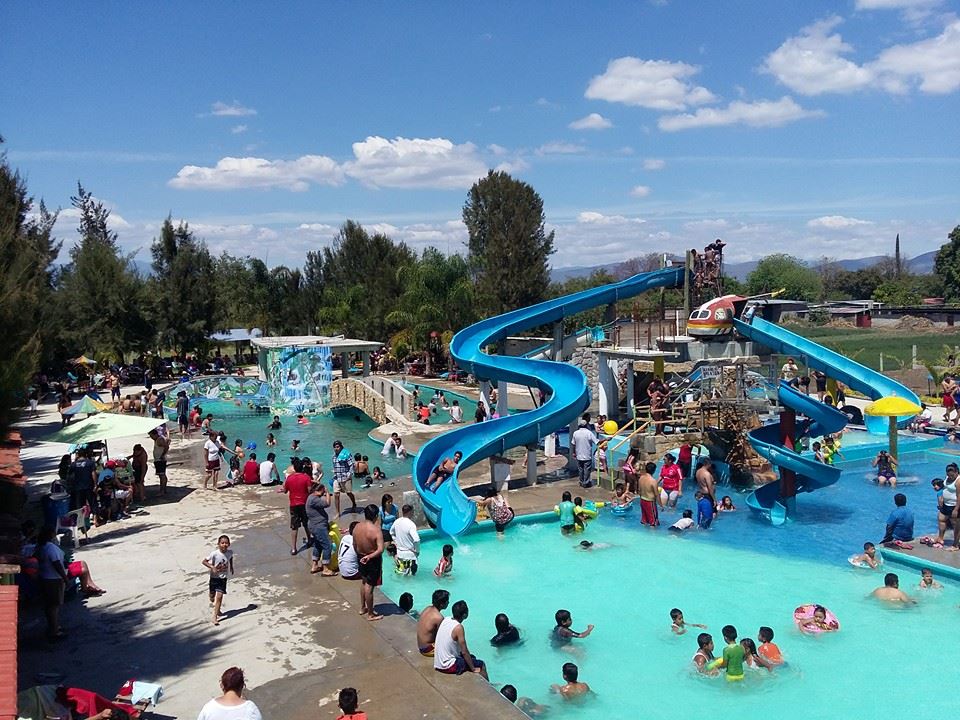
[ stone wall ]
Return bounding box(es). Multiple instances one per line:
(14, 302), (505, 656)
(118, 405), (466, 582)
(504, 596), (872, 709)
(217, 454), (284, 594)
(568, 348), (633, 411)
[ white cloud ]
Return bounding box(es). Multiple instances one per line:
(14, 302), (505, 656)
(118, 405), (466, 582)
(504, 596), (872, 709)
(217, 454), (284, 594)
(683, 218), (729, 231)
(577, 211), (645, 225)
(568, 112), (613, 130)
(494, 159), (530, 174)
(658, 96), (825, 131)
(764, 16), (960, 96)
(807, 215), (874, 228)
(487, 143), (508, 156)
(535, 97), (561, 108)
(231, 125), (248, 135)
(536, 142), (586, 156)
(855, 0), (940, 9)
(210, 101), (257, 117)
(343, 136), (488, 189)
(871, 20), (960, 94)
(629, 185), (652, 198)
(585, 57), (717, 110)
(762, 17), (874, 96)
(643, 158), (666, 170)
(169, 155), (343, 191)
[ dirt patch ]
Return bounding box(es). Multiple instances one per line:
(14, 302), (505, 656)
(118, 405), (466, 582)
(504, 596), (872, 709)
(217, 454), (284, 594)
(894, 315), (937, 331)
(887, 367), (935, 394)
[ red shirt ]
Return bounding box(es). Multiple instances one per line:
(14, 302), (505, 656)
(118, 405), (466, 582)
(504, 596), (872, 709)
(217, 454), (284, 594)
(242, 460), (259, 484)
(284, 472), (312, 506)
(660, 463), (683, 492)
(678, 444), (692, 464)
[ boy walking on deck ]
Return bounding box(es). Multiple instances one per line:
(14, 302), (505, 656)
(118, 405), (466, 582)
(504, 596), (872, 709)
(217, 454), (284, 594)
(202, 534), (234, 626)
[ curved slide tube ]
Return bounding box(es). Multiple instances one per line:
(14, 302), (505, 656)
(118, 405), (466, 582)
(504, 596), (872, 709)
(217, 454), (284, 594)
(745, 381), (847, 524)
(413, 267), (687, 536)
(733, 315), (919, 433)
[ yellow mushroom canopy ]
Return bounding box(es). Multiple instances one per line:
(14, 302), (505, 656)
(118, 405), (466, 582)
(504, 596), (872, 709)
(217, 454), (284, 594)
(863, 396), (922, 417)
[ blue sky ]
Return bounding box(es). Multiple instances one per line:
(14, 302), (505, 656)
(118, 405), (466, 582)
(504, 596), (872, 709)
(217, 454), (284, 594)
(2, 1), (958, 269)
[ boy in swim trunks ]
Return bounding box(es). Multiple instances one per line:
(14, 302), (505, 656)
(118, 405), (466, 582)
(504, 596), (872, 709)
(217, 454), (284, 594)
(637, 462), (662, 527)
(670, 608), (706, 635)
(552, 609), (594, 645)
(711, 625), (746, 681)
(757, 626), (783, 665)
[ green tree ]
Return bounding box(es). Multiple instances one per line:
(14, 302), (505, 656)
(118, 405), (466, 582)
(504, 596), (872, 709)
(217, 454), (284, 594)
(149, 217), (216, 354)
(872, 280), (922, 306)
(463, 170), (555, 316)
(547, 269), (616, 333)
(386, 249), (475, 374)
(317, 221), (414, 340)
(721, 275), (747, 296)
(746, 254), (822, 302)
(934, 225), (960, 303)
(58, 184), (150, 360)
(0, 147), (60, 435)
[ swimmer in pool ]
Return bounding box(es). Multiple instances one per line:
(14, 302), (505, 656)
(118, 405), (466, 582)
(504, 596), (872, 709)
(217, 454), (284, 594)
(851, 541), (881, 569)
(576, 540), (613, 551)
(741, 638), (773, 672)
(693, 633), (718, 675)
(670, 608), (706, 635)
(871, 573), (917, 604)
(801, 605), (839, 632)
(872, 450), (898, 486)
(553, 609), (593, 645)
(709, 625), (746, 682)
(550, 662), (591, 700)
(919, 568), (943, 589)
(757, 626), (783, 665)
(611, 482), (633, 509)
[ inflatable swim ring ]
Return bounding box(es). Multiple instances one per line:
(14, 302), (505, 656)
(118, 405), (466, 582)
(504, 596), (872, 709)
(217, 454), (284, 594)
(327, 523), (341, 571)
(611, 497), (636, 515)
(847, 553), (883, 569)
(793, 604), (840, 633)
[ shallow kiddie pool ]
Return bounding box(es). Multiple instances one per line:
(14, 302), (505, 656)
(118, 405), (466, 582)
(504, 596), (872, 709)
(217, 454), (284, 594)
(384, 469), (958, 720)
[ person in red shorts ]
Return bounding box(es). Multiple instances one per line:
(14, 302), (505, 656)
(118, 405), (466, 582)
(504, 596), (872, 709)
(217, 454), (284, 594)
(282, 458), (313, 555)
(637, 462), (662, 526)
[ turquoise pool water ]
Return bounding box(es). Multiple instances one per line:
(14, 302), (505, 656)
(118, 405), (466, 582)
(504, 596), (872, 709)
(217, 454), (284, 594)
(384, 513), (957, 719)
(401, 382), (478, 424)
(167, 396), (412, 477)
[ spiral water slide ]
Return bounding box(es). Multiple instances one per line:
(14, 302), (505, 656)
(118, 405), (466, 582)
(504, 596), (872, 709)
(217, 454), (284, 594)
(413, 267), (687, 536)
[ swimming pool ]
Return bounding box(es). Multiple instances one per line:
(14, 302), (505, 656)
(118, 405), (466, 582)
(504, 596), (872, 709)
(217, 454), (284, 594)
(384, 448), (959, 719)
(401, 382), (478, 424)
(168, 396), (412, 479)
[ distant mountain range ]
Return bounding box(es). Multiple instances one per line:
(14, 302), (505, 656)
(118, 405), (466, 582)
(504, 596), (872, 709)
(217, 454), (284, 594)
(550, 250), (938, 283)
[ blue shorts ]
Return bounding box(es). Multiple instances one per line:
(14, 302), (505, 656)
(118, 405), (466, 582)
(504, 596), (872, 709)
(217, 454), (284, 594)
(438, 654), (485, 675)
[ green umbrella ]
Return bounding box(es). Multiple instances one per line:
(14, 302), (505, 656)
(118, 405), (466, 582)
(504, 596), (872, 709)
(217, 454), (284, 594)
(62, 396), (111, 416)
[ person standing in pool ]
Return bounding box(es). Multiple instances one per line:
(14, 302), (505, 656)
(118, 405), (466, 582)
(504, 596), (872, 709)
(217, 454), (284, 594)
(711, 625), (746, 682)
(490, 613), (521, 646)
(550, 662), (590, 700)
(557, 491), (577, 534)
(637, 462), (662, 527)
(693, 633), (717, 675)
(332, 440), (357, 517)
(871, 573), (917, 604)
(695, 458), (717, 507)
(659, 454), (683, 508)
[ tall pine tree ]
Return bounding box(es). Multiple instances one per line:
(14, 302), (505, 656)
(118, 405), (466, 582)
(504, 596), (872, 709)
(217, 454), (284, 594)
(463, 170), (555, 316)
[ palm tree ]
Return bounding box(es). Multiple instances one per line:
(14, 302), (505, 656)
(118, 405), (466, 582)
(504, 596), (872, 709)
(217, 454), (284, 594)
(386, 249), (475, 375)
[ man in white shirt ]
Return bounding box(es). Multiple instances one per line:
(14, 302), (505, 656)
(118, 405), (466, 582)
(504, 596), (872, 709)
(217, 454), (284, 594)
(259, 452), (280, 486)
(780, 357), (799, 386)
(571, 418), (598, 488)
(447, 400), (464, 423)
(390, 504), (420, 575)
(203, 435), (222, 490)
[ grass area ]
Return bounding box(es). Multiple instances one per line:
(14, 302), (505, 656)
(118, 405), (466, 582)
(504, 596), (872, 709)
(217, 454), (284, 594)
(781, 323), (960, 373)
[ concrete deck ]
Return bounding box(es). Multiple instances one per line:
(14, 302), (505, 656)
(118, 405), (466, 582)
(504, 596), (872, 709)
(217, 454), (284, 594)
(14, 390), (610, 720)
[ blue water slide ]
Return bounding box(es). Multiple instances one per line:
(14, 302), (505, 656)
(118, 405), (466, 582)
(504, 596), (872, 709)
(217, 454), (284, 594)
(733, 315), (920, 433)
(414, 267), (687, 536)
(744, 381), (847, 524)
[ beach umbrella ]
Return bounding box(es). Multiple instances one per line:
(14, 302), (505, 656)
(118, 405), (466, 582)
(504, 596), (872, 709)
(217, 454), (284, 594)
(71, 355), (98, 366)
(43, 413), (167, 459)
(62, 395), (111, 416)
(864, 396), (922, 457)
